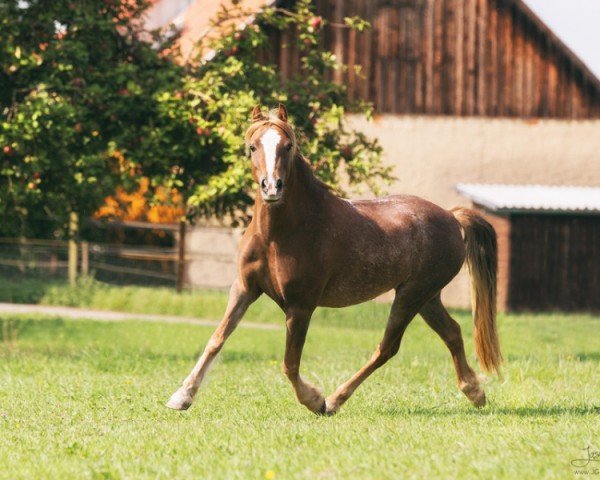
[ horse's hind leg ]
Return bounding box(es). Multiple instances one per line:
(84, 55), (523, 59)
(419, 294), (486, 407)
(324, 291), (418, 416)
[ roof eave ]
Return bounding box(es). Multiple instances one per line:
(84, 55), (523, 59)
(472, 204), (600, 216)
(510, 0), (600, 92)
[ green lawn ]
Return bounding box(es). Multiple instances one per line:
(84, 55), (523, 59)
(1, 307), (598, 479)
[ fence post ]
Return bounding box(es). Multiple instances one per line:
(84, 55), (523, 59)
(17, 236), (26, 273)
(81, 241), (89, 277)
(176, 219), (186, 293)
(68, 212), (78, 286)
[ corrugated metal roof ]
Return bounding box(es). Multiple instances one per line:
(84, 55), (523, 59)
(456, 184), (600, 213)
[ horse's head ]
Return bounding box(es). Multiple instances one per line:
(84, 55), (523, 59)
(245, 104), (297, 204)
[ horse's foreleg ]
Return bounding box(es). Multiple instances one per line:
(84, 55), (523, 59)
(283, 308), (326, 414)
(419, 295), (486, 407)
(325, 296), (417, 415)
(166, 279), (260, 410)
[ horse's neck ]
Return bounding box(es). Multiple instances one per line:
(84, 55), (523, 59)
(255, 155), (328, 238)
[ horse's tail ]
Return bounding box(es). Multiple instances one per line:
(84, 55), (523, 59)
(451, 208), (502, 375)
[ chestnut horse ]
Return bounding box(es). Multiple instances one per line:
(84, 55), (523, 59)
(167, 105), (501, 415)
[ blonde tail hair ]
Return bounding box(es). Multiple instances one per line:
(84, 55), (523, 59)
(452, 208), (502, 375)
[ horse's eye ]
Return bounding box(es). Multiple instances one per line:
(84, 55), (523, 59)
(249, 145), (256, 153)
(285, 144), (293, 152)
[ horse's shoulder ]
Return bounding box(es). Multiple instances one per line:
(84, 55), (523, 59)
(238, 227), (264, 260)
(235, 228), (267, 290)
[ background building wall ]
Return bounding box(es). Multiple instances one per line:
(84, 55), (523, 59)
(507, 213), (600, 312)
(185, 225), (241, 290)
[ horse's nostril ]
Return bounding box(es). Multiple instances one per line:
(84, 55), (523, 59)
(276, 179), (283, 190)
(260, 178), (267, 191)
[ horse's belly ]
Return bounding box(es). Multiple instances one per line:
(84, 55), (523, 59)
(318, 285), (394, 308)
(317, 261), (405, 308)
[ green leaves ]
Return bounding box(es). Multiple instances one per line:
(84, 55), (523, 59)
(344, 16), (371, 32)
(0, 0), (173, 238)
(1, 0), (391, 238)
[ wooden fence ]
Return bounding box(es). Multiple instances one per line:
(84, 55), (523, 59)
(0, 238), (179, 286)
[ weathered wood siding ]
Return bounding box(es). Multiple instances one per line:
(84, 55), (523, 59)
(508, 214), (600, 312)
(265, 0), (600, 118)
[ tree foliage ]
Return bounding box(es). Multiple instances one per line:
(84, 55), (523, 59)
(0, 0), (182, 237)
(0, 0), (391, 237)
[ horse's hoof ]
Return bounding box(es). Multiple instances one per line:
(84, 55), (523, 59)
(166, 388), (194, 411)
(314, 400), (328, 416)
(324, 399), (339, 416)
(460, 382), (486, 408)
(471, 390), (486, 408)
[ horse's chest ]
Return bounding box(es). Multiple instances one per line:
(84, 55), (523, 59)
(260, 245), (322, 305)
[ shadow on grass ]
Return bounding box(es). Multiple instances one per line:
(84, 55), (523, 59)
(0, 274), (63, 304)
(374, 404), (599, 418)
(501, 352), (600, 363)
(575, 352), (600, 362)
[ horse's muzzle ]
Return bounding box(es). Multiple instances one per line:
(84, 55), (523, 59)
(260, 177), (283, 202)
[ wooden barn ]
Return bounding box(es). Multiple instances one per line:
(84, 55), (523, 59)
(145, 0), (600, 311)
(262, 0), (600, 118)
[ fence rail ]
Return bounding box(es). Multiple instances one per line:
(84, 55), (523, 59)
(0, 237), (180, 287)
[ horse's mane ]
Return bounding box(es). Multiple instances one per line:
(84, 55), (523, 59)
(293, 152), (334, 193)
(245, 109), (333, 193)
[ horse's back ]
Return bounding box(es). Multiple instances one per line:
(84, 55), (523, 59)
(347, 194), (463, 252)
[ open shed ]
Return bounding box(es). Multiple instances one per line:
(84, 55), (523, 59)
(457, 184), (600, 312)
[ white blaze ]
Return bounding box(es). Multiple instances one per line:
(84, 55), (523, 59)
(260, 128), (281, 185)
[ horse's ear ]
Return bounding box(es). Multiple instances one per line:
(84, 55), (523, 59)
(251, 105), (264, 123)
(276, 103), (288, 123)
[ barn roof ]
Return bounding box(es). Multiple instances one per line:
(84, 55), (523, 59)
(178, 0), (274, 61)
(142, 0), (600, 117)
(456, 184), (600, 214)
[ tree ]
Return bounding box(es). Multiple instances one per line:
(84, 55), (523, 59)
(0, 0), (182, 238)
(1, 0), (391, 238)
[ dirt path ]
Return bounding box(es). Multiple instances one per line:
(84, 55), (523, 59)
(0, 302), (279, 330)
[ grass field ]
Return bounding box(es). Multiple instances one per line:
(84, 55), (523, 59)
(1, 296), (598, 479)
(0, 275), (419, 330)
